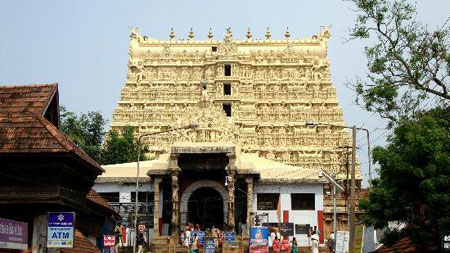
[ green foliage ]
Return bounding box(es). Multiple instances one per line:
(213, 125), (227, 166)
(60, 106), (146, 165)
(348, 0), (450, 124)
(100, 126), (146, 165)
(359, 107), (450, 250)
(60, 106), (106, 162)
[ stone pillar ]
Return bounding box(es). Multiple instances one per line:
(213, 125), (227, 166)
(153, 177), (163, 236)
(246, 177), (254, 236)
(226, 153), (237, 230)
(170, 154), (181, 237)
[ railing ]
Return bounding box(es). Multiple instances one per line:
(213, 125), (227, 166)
(110, 202), (154, 226)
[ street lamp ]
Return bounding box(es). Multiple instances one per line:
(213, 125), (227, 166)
(318, 170), (344, 252)
(133, 123), (198, 253)
(305, 121), (371, 253)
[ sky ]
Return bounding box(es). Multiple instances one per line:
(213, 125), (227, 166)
(1, 0), (449, 186)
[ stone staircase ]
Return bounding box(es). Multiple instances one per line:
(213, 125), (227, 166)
(148, 236), (331, 253)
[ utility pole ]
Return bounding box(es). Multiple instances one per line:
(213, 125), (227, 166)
(349, 126), (357, 253)
(344, 146), (350, 232)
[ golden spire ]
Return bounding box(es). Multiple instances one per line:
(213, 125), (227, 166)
(265, 27), (271, 40)
(285, 27), (291, 39)
(188, 28), (194, 40)
(246, 27), (252, 39)
(208, 28), (213, 39)
(169, 28), (175, 40)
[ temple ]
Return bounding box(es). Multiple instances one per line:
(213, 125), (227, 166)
(95, 27), (363, 250)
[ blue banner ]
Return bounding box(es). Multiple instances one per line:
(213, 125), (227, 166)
(250, 226), (269, 246)
(190, 231), (206, 245)
(47, 212), (75, 248)
(224, 231), (236, 243)
(205, 239), (215, 253)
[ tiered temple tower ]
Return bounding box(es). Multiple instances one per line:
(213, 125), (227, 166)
(111, 27), (360, 178)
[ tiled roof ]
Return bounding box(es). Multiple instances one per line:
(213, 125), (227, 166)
(0, 111), (103, 172)
(377, 237), (417, 252)
(60, 229), (101, 253)
(87, 188), (114, 212)
(0, 84), (57, 115)
(0, 84), (103, 173)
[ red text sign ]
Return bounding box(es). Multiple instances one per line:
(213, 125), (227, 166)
(103, 235), (115, 247)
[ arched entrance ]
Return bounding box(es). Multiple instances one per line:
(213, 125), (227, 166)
(180, 180), (228, 227)
(188, 187), (223, 228)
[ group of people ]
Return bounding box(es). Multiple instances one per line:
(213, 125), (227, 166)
(268, 226), (298, 253)
(180, 223), (228, 251)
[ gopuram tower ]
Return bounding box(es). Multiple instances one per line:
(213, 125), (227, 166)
(110, 27), (362, 235)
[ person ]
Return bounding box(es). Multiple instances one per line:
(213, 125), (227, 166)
(326, 232), (334, 252)
(212, 226), (219, 247)
(291, 237), (298, 253)
(281, 236), (291, 252)
(269, 227), (276, 248)
(110, 223), (121, 253)
(190, 234), (200, 253)
(272, 236), (281, 252)
(136, 233), (146, 253)
(255, 228), (263, 240)
(180, 230), (185, 245)
(307, 227), (313, 246)
(310, 231), (319, 253)
(184, 225), (191, 247)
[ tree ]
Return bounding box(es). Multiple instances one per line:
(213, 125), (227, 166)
(60, 106), (107, 162)
(100, 126), (146, 165)
(359, 107), (450, 251)
(348, 0), (450, 124)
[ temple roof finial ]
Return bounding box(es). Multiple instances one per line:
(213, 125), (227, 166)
(169, 28), (175, 40)
(226, 27), (233, 38)
(285, 27), (291, 39)
(265, 27), (271, 40)
(208, 28), (213, 39)
(188, 28), (194, 40)
(246, 27), (252, 40)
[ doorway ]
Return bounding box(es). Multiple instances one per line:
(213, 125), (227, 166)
(188, 187), (224, 229)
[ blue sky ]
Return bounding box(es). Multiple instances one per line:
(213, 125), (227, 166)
(1, 0), (449, 186)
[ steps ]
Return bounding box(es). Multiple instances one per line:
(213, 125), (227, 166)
(148, 236), (331, 253)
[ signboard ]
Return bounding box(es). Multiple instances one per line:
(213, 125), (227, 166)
(0, 218), (28, 250)
(280, 223), (294, 236)
(354, 223), (364, 253)
(335, 231), (349, 253)
(47, 212), (75, 248)
(103, 235), (115, 247)
(363, 226), (375, 253)
(205, 239), (215, 253)
(250, 245), (269, 253)
(224, 231), (236, 243)
(190, 231), (206, 245)
(295, 224), (310, 234)
(443, 234), (450, 252)
(250, 226), (269, 246)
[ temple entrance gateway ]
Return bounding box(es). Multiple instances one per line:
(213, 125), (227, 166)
(188, 187), (224, 228)
(180, 180), (229, 227)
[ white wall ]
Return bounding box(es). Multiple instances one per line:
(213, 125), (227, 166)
(93, 182), (153, 203)
(253, 183), (323, 246)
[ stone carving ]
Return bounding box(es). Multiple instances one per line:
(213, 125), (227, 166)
(111, 27), (360, 178)
(218, 28), (237, 58)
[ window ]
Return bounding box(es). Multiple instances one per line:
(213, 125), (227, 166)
(257, 193), (279, 210)
(99, 192), (119, 203)
(131, 192), (153, 203)
(223, 103), (232, 117)
(224, 64), (231, 76)
(291, 193), (315, 210)
(223, 83), (231, 95)
(212, 46), (217, 52)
